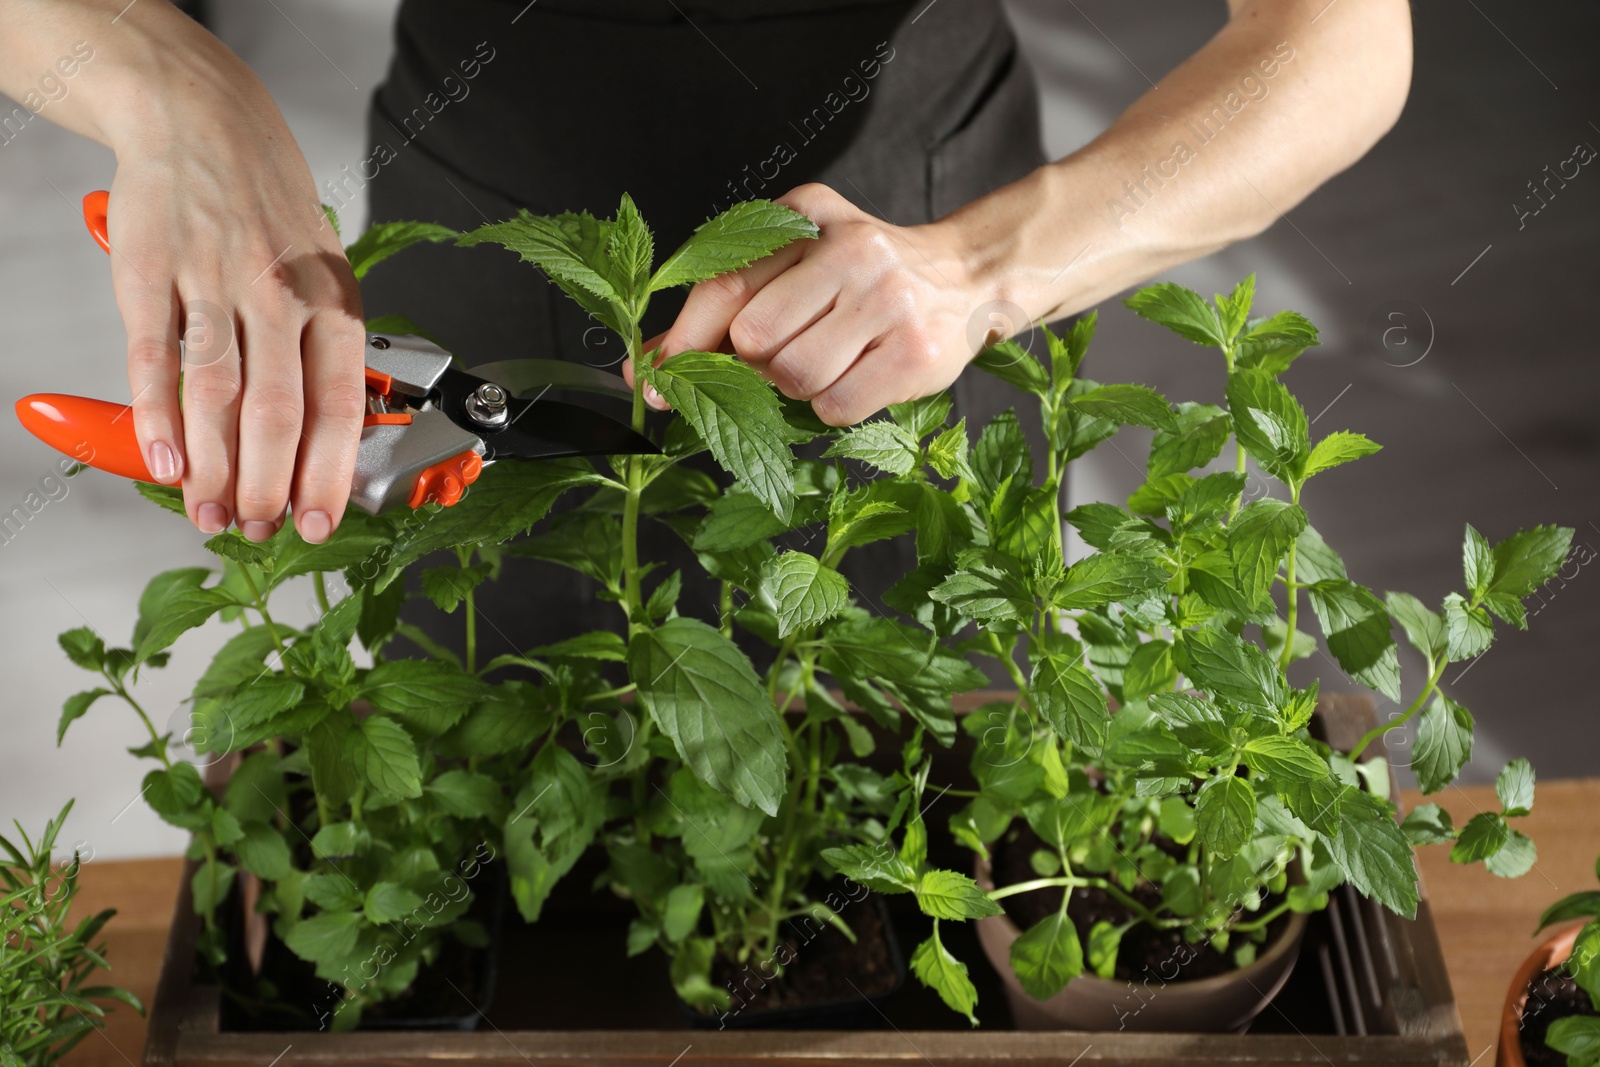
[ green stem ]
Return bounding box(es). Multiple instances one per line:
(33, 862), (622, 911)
(1352, 655), (1448, 758)
(464, 587), (477, 675)
(1233, 899), (1294, 934)
(313, 571), (331, 615)
(1278, 484), (1302, 674)
(109, 678), (171, 769)
(988, 876), (1172, 928)
(236, 568), (287, 660)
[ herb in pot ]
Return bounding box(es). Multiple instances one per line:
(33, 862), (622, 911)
(1, 800), (143, 1065)
(824, 276), (1571, 1025)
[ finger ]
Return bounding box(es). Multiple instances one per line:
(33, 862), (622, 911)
(119, 286), (185, 486)
(109, 246), (186, 490)
(810, 331), (937, 427)
(233, 314), (305, 541)
(728, 254), (841, 365)
(660, 242), (807, 359)
(765, 308), (879, 401)
(174, 298), (243, 535)
(290, 311), (365, 543)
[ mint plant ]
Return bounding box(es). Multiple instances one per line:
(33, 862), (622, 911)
(54, 196), (988, 1025)
(1, 801), (143, 1066)
(1533, 858), (1600, 1067)
(457, 199), (988, 1012)
(823, 277), (1571, 1022)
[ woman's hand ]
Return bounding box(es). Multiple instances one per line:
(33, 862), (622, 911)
(632, 183), (1002, 426)
(3, 0), (366, 543)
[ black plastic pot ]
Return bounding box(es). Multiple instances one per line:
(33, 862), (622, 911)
(683, 895), (907, 1031)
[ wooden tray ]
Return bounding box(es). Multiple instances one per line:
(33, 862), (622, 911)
(143, 693), (1470, 1066)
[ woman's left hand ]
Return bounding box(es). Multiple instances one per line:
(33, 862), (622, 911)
(627, 183), (1002, 427)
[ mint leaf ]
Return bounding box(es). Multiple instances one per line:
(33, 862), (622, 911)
(822, 420), (921, 476)
(1242, 736), (1329, 781)
(364, 882), (426, 925)
(353, 715), (423, 801)
(1414, 693), (1474, 794)
(1401, 803), (1456, 846)
(971, 410), (1030, 504)
(1386, 591), (1446, 659)
(821, 843), (917, 893)
(1010, 908), (1085, 999)
(459, 210), (623, 328)
(1180, 629), (1285, 716)
(1304, 431), (1381, 479)
(1451, 811), (1509, 864)
(1235, 310), (1319, 375)
(58, 627), (105, 671)
(644, 351), (796, 522)
(1032, 655), (1109, 758)
(649, 199), (816, 291)
(916, 869), (1003, 920)
(972, 340), (1049, 395)
(1047, 311), (1096, 383)
(756, 551), (849, 639)
(1442, 593), (1494, 661)
(930, 548), (1035, 626)
(630, 618), (786, 816)
(1069, 383), (1178, 433)
(911, 925), (979, 1026)
(361, 660), (491, 735)
(607, 193), (654, 301)
(1305, 579), (1401, 701)
(1495, 757), (1535, 817)
(1124, 282), (1224, 346)
(1489, 525), (1575, 598)
(57, 688), (111, 745)
(888, 392), (952, 440)
(1463, 524), (1495, 600)
(1546, 1016), (1600, 1063)
(1194, 775), (1256, 858)
(1228, 499), (1307, 608)
(1538, 891), (1600, 931)
(1484, 829), (1537, 878)
(1054, 553), (1169, 610)
(345, 221), (456, 281)
(692, 486), (798, 553)
(283, 910), (363, 965)
(135, 572), (230, 663)
(1215, 274), (1256, 342)
(1328, 790), (1418, 919)
(421, 562), (493, 613)
(235, 823), (291, 880)
(1225, 369), (1310, 484)
(1148, 403), (1230, 479)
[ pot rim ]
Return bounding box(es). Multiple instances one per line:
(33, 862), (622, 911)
(1499, 919), (1587, 1067)
(974, 854), (1310, 996)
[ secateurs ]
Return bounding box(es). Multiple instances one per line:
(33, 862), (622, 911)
(14, 190), (656, 515)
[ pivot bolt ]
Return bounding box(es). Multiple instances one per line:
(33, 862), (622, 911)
(465, 382), (509, 428)
(370, 336), (391, 350)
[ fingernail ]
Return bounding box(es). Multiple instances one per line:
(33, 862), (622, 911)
(645, 384), (666, 410)
(299, 509), (332, 544)
(148, 442), (178, 483)
(241, 520), (276, 543)
(197, 502), (229, 534)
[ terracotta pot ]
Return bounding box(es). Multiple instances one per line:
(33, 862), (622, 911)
(1498, 921), (1585, 1067)
(975, 856), (1308, 1032)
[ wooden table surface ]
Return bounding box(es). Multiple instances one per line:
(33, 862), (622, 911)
(60, 779), (1600, 1067)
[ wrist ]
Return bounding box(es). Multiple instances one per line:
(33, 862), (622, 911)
(81, 6), (272, 154)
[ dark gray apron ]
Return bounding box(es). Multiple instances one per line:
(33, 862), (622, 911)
(360, 0), (1045, 657)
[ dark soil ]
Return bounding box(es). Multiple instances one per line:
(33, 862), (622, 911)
(1520, 965), (1599, 1067)
(710, 889), (900, 1018)
(993, 822), (1291, 984)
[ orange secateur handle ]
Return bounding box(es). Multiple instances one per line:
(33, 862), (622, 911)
(14, 191), (484, 511)
(14, 192), (153, 480)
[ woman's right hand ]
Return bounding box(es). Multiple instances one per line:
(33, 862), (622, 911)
(3, 0), (367, 543)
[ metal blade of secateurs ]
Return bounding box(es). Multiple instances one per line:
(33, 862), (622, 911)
(435, 367), (657, 460)
(470, 359), (635, 402)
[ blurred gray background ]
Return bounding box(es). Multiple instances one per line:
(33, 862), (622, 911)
(1, 0), (1595, 860)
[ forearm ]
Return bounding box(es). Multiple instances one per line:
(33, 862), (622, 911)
(0, 0), (276, 152)
(947, 0), (1413, 325)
